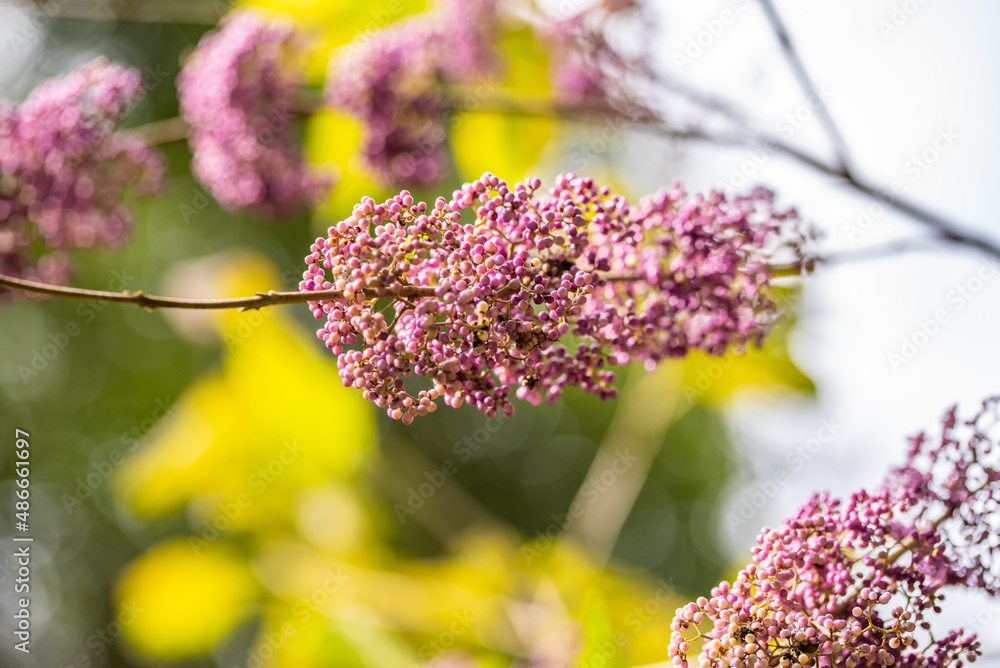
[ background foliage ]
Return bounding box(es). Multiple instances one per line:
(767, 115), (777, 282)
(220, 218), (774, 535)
(0, 2), (820, 667)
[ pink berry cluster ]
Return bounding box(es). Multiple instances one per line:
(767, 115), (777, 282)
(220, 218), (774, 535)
(0, 58), (165, 287)
(300, 173), (806, 423)
(325, 0), (498, 187)
(668, 397), (1000, 668)
(178, 10), (331, 218)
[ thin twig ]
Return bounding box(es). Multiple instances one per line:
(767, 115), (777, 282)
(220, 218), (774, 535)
(449, 91), (1000, 258)
(129, 116), (189, 145)
(820, 237), (959, 266)
(0, 272), (437, 311)
(757, 0), (855, 176)
(0, 263), (809, 311)
(124, 88), (1000, 258)
(831, 483), (987, 617)
(583, 15), (1000, 259)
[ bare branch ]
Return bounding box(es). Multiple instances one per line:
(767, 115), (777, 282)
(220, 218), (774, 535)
(757, 0), (855, 176)
(0, 272), (437, 311)
(821, 237), (962, 266)
(129, 116), (189, 145)
(125, 85), (1000, 258)
(0, 262), (811, 311)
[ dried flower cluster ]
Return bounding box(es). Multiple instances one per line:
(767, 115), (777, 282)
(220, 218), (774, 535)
(325, 0), (498, 186)
(0, 58), (165, 287)
(178, 10), (330, 218)
(669, 397), (1000, 668)
(300, 172), (806, 422)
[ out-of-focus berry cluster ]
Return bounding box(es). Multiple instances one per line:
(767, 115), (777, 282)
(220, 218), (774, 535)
(325, 0), (498, 187)
(0, 58), (165, 287)
(178, 10), (331, 219)
(543, 0), (650, 111)
(669, 397), (1000, 668)
(300, 172), (807, 422)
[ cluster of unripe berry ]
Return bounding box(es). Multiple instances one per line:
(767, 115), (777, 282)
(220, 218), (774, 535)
(300, 172), (806, 421)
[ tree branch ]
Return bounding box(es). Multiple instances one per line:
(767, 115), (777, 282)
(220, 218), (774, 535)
(439, 89), (1000, 257)
(0, 272), (437, 311)
(129, 115), (189, 145)
(0, 262), (809, 311)
(820, 237), (959, 266)
(126, 85), (1000, 259)
(757, 0), (855, 176)
(830, 480), (989, 618)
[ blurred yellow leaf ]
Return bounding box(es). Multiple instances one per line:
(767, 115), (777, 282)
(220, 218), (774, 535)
(110, 251), (713, 667)
(575, 592), (625, 668)
(243, 529), (681, 667)
(115, 252), (375, 536)
(679, 288), (815, 405)
(305, 110), (388, 224)
(116, 539), (258, 658)
(451, 27), (556, 181)
(236, 0), (428, 82)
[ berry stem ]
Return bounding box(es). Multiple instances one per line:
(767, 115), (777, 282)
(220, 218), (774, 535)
(831, 483), (984, 618)
(0, 262), (809, 311)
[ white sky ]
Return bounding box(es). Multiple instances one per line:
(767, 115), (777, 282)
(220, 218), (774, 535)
(652, 0), (1000, 658)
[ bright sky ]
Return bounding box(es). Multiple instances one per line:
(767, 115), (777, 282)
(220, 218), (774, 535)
(652, 0), (1000, 657)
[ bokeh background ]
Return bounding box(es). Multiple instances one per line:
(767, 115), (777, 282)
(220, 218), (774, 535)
(0, 0), (998, 666)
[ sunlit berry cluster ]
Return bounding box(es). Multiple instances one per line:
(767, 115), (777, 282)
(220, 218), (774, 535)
(669, 397), (1000, 668)
(178, 10), (330, 218)
(0, 58), (165, 287)
(325, 0), (498, 186)
(300, 173), (806, 422)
